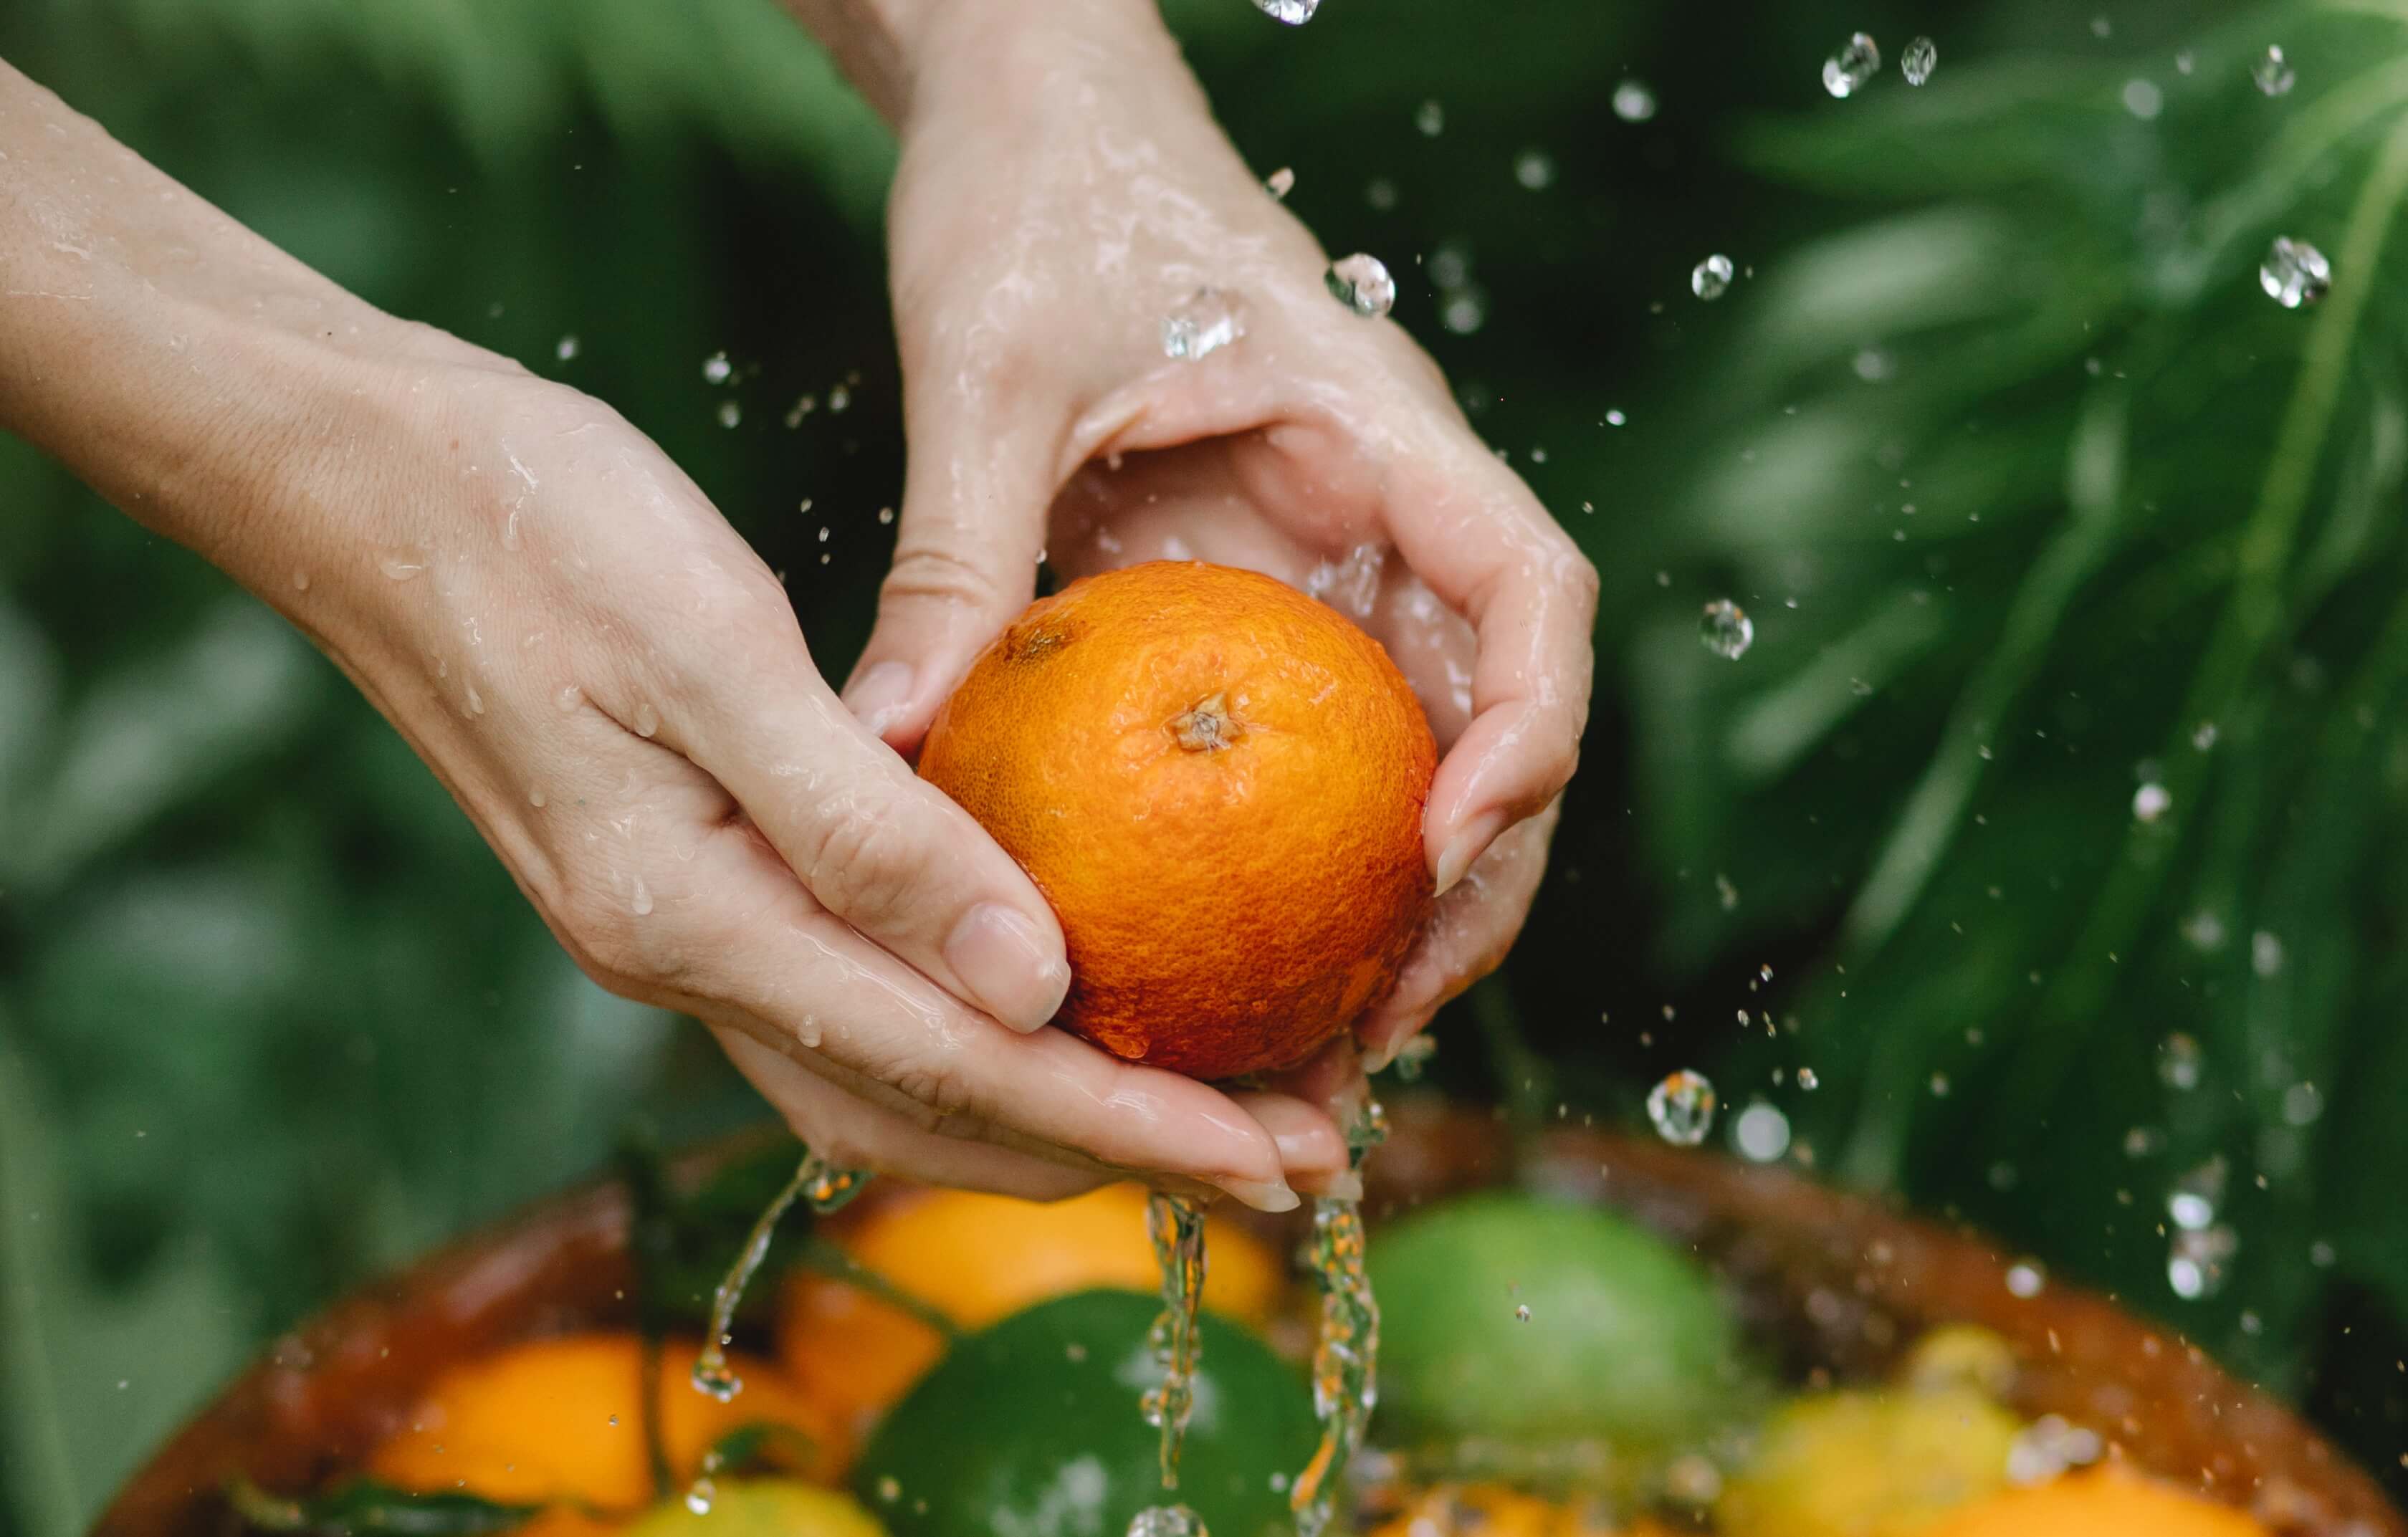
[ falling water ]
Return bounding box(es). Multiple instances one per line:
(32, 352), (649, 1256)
(689, 1147), (869, 1402)
(1126, 1192), (1212, 1537)
(1288, 1099), (1389, 1537)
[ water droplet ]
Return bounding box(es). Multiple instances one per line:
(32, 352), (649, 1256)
(2007, 1415), (2103, 1485)
(716, 400), (742, 428)
(2168, 1224), (2237, 1299)
(1700, 599), (1754, 659)
(683, 1481), (715, 1516)
(2131, 782), (2171, 823)
(1439, 288), (1487, 335)
(380, 557), (426, 582)
(2283, 1080), (2323, 1126)
(2182, 911), (2227, 951)
(1363, 177), (1398, 211)
(828, 384), (851, 413)
(2260, 236), (2331, 308)
(1901, 35), (1936, 85)
(1513, 149), (1555, 189)
(1162, 288), (1244, 361)
(466, 684), (486, 717)
(2192, 720), (2219, 750)
(2158, 1033), (2203, 1091)
(2168, 1157), (2226, 1230)
(1514, 1303), (1532, 1322)
(783, 394), (817, 428)
(2122, 78), (2163, 119)
(1414, 100), (1444, 136)
(1929, 1071), (1951, 1098)
(2252, 929), (2286, 977)
(702, 351), (732, 384)
(555, 335), (579, 361)
(1823, 33), (1882, 98)
(877, 505), (895, 525)
(630, 875), (654, 917)
(1324, 254), (1395, 318)
(1734, 1101), (1792, 1162)
(1252, 0), (1317, 23)
(529, 787), (548, 808)
(1797, 1067), (1820, 1090)
(1691, 254), (1735, 300)
(556, 684), (583, 713)
(1853, 347), (1896, 382)
(2253, 44), (2295, 97)
(1647, 1070), (1717, 1146)
(1127, 1508), (1208, 1537)
(2175, 49), (2196, 75)
(633, 702), (660, 738)
(1264, 166), (1295, 199)
(292, 570), (310, 592)
(1389, 1034), (1438, 1081)
(2005, 1259), (2047, 1298)
(1612, 79), (1658, 122)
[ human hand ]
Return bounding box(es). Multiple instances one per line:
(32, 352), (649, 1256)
(843, 0), (1597, 1083)
(0, 59), (1344, 1207)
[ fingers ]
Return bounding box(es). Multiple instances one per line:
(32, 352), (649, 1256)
(673, 628), (1070, 1035)
(1389, 447), (1597, 893)
(1225, 1088), (1349, 1196)
(1358, 800), (1559, 1071)
(657, 824), (1301, 1210)
(715, 1026), (1106, 1202)
(838, 383), (1062, 751)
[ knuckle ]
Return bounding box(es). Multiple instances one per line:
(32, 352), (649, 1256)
(792, 789), (927, 928)
(880, 541), (1006, 615)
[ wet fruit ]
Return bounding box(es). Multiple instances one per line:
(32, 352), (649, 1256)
(778, 1182), (1285, 1447)
(367, 1335), (837, 1508)
(851, 1288), (1316, 1537)
(1370, 1193), (1744, 1451)
(1716, 1387), (2022, 1537)
(621, 1481), (887, 1537)
(918, 560), (1436, 1079)
(1924, 1467), (2269, 1537)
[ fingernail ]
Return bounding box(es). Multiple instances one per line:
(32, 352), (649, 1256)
(945, 902), (1071, 1032)
(1433, 810), (1507, 897)
(1309, 1169), (1365, 1202)
(1217, 1176), (1301, 1213)
(844, 661), (916, 739)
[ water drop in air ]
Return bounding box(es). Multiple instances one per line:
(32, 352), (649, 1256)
(2253, 44), (2295, 97)
(2168, 1225), (2237, 1299)
(1415, 100), (1444, 136)
(1823, 33), (1882, 98)
(2168, 1157), (2226, 1231)
(2131, 782), (2171, 822)
(1264, 167), (1295, 200)
(2005, 1260), (2046, 1298)
(1514, 150), (1556, 189)
(555, 335), (579, 361)
(716, 401), (741, 429)
(2252, 929), (2287, 977)
(1612, 80), (1658, 122)
(1797, 1067), (1820, 1090)
(1162, 289), (1244, 361)
(1648, 1070), (1718, 1146)
(2157, 1033), (2202, 1091)
(1252, 0), (1317, 23)
(1325, 254), (1396, 318)
(1734, 1101), (1792, 1162)
(702, 351), (732, 384)
(1901, 36), (1936, 85)
(2260, 236), (2331, 308)
(1127, 1508), (1208, 1537)
(1691, 254), (1735, 300)
(1514, 1303), (1532, 1322)
(1700, 599), (1754, 659)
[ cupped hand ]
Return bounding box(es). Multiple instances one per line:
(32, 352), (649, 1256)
(849, 1), (1597, 1090)
(232, 337), (1342, 1208)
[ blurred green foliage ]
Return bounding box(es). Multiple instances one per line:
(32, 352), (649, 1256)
(3, 0), (2406, 1530)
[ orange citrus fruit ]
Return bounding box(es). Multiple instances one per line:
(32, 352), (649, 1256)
(1366, 1485), (1667, 1536)
(367, 1334), (839, 1508)
(1716, 1386), (2022, 1537)
(1924, 1467), (2270, 1537)
(777, 1182), (1284, 1447)
(919, 560), (1436, 1079)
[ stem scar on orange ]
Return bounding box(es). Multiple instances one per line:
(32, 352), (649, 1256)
(919, 560), (1437, 1081)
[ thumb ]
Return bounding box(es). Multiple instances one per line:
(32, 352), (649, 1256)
(841, 401), (1059, 748)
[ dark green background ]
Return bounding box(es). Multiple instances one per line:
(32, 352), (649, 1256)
(5, 0), (2406, 1527)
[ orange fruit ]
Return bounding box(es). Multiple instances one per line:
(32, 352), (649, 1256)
(1924, 1467), (2270, 1537)
(1365, 1485), (1667, 1536)
(919, 560), (1436, 1079)
(778, 1182), (1284, 1447)
(367, 1334), (840, 1508)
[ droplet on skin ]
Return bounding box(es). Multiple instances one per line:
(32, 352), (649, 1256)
(1612, 80), (1658, 122)
(1823, 33), (1881, 98)
(1325, 254), (1397, 318)
(1162, 288), (1245, 361)
(1700, 598), (1754, 659)
(1647, 1070), (1717, 1146)
(631, 876), (654, 917)
(1691, 254), (1735, 300)
(466, 684), (485, 717)
(557, 684), (583, 712)
(1264, 166), (1295, 199)
(1901, 35), (1937, 85)
(503, 506), (523, 551)
(633, 702), (660, 738)
(529, 787), (548, 808)
(2253, 44), (2295, 97)
(381, 557), (426, 582)
(292, 571), (310, 591)
(2260, 236), (2331, 308)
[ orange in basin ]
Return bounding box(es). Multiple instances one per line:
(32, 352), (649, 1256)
(778, 1181), (1284, 1450)
(368, 1333), (838, 1508)
(1925, 1467), (2270, 1537)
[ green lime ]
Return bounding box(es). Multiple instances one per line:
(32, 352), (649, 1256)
(624, 1480), (889, 1537)
(1369, 1192), (1744, 1449)
(853, 1288), (1316, 1537)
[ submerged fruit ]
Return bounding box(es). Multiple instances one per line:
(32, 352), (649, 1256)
(1370, 1194), (1744, 1452)
(778, 1182), (1284, 1448)
(1716, 1387), (2022, 1537)
(1924, 1467), (2269, 1537)
(918, 560), (1436, 1080)
(367, 1335), (835, 1508)
(852, 1288), (1316, 1537)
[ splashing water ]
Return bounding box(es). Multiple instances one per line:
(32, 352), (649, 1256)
(690, 1148), (869, 1402)
(1901, 36), (1937, 85)
(1162, 289), (1244, 362)
(1700, 599), (1754, 659)
(1823, 33), (1881, 98)
(1611, 80), (1658, 122)
(1325, 254), (1397, 319)
(1289, 1100), (1388, 1537)
(1127, 1193), (1212, 1537)
(2253, 44), (2295, 97)
(1125, 1508), (1207, 1537)
(1691, 254), (1735, 300)
(1648, 1070), (1719, 1146)
(2260, 236), (2331, 308)
(1253, 0), (1318, 22)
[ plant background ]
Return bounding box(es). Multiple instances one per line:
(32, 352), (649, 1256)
(4, 0), (2407, 1528)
